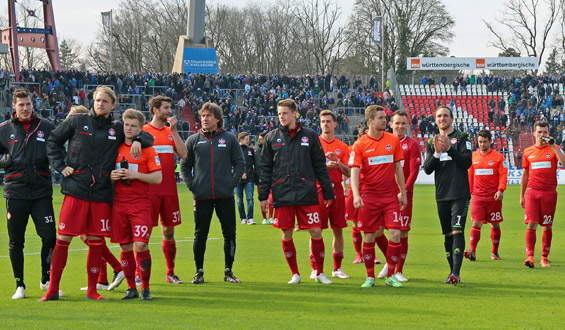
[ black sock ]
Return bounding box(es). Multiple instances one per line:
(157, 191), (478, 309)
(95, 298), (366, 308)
(41, 245), (54, 284)
(452, 233), (465, 275)
(444, 235), (454, 273)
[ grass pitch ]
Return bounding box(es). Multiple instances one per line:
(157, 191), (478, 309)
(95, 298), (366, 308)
(0, 185), (563, 329)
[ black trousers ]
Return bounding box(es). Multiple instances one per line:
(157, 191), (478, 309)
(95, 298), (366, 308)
(7, 197), (56, 284)
(193, 197), (237, 270)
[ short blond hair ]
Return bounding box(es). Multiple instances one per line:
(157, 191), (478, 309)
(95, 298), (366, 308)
(365, 105), (384, 122)
(69, 105), (89, 115)
(122, 108), (145, 126)
(93, 86), (116, 105)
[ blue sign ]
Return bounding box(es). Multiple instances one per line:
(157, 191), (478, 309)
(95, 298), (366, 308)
(182, 48), (218, 74)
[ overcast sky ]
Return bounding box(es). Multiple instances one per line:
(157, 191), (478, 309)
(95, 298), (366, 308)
(0, 0), (536, 59)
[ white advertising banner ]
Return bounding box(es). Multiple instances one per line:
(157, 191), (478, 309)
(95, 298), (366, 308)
(415, 169), (565, 185)
(407, 57), (539, 71)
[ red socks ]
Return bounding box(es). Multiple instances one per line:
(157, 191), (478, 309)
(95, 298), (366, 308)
(386, 241), (401, 277)
(136, 250), (152, 290)
(162, 240), (176, 277)
(469, 226), (481, 252)
(282, 239), (299, 275)
(526, 228), (536, 257)
(333, 252), (344, 271)
(491, 227), (501, 254)
(43, 239), (70, 299)
(542, 229), (552, 257)
(120, 250), (137, 289)
(362, 241), (376, 278)
(86, 239), (104, 299)
(311, 238), (325, 276)
(309, 254), (316, 270)
(396, 236), (408, 273)
(101, 240), (122, 273)
(352, 228), (362, 256)
(98, 260), (108, 284)
(375, 234), (388, 257)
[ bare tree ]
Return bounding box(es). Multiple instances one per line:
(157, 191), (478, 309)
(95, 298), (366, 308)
(484, 0), (561, 66)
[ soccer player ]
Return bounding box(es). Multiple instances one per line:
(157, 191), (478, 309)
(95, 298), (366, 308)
(41, 86), (153, 301)
(423, 106), (472, 285)
(0, 88), (56, 299)
(259, 99), (335, 285)
(386, 110), (421, 281)
(308, 110), (350, 280)
(349, 105), (407, 288)
(465, 129), (507, 261)
(521, 121), (565, 268)
(111, 109), (162, 301)
(236, 132), (258, 225)
(255, 132), (274, 224)
(143, 95), (187, 284)
(180, 102), (245, 284)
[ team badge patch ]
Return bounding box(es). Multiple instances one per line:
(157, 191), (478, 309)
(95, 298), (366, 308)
(302, 136), (309, 143)
(402, 144), (408, 150)
(168, 135), (173, 141)
(83, 125), (89, 130)
(109, 128), (115, 136)
(219, 138), (226, 144)
(546, 153), (551, 158)
(335, 149), (341, 155)
(386, 144), (392, 151)
(451, 138), (457, 144)
(10, 134), (15, 139)
(59, 223), (66, 230)
(38, 131), (45, 138)
(488, 161), (494, 166)
(277, 138), (282, 142)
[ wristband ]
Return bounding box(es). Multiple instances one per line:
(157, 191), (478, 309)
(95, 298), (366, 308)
(433, 152), (442, 159)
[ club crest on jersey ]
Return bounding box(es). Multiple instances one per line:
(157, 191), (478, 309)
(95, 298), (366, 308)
(277, 138), (282, 142)
(38, 131), (45, 138)
(248, 150), (253, 156)
(335, 149), (341, 155)
(109, 128), (115, 136)
(218, 138), (226, 147)
(168, 135), (173, 141)
(451, 138), (457, 144)
(402, 144), (408, 150)
(9, 134), (15, 139)
(488, 161), (494, 166)
(301, 136), (309, 146)
(386, 144), (392, 151)
(546, 153), (551, 158)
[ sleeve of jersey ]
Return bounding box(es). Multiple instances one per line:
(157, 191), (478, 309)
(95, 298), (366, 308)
(349, 142), (362, 167)
(145, 148), (162, 172)
(339, 143), (349, 165)
(522, 151), (529, 169)
(393, 138), (404, 162)
(468, 164), (474, 195)
(498, 154), (508, 192)
(406, 142), (420, 188)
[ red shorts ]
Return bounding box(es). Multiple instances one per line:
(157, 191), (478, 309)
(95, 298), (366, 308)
(471, 198), (503, 224)
(111, 201), (153, 244)
(58, 196), (111, 237)
(357, 195), (401, 232)
(345, 190), (359, 222)
(524, 189), (557, 227)
(399, 191), (414, 231)
(318, 186), (347, 230)
(150, 194), (181, 227)
(273, 204), (321, 230)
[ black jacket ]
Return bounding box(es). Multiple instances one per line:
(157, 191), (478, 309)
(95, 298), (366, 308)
(180, 128), (245, 200)
(259, 124), (334, 207)
(239, 144), (257, 184)
(0, 116), (54, 199)
(47, 110), (153, 203)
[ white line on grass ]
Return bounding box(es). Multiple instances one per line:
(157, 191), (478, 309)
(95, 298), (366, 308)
(0, 237), (219, 258)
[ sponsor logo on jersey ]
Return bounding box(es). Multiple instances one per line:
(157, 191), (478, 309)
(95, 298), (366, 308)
(276, 138), (281, 142)
(197, 141), (207, 144)
(109, 128), (115, 136)
(475, 168), (494, 175)
(9, 134), (14, 139)
(440, 152), (452, 162)
(365, 149), (374, 153)
(154, 145), (174, 154)
(386, 144), (392, 151)
(83, 125), (89, 130)
(155, 156), (161, 166)
(531, 161), (551, 169)
(348, 151), (355, 165)
(466, 141), (472, 150)
(368, 154), (393, 166)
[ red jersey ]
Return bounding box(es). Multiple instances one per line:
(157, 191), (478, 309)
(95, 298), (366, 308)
(399, 135), (421, 192)
(349, 131), (403, 198)
(143, 123), (178, 196)
(319, 136), (349, 185)
(114, 143), (161, 203)
(468, 149), (507, 200)
(522, 145), (561, 191)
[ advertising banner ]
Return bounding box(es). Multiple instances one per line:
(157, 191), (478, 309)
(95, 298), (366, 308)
(372, 17), (383, 45)
(182, 48), (218, 74)
(414, 168), (565, 185)
(407, 57), (539, 71)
